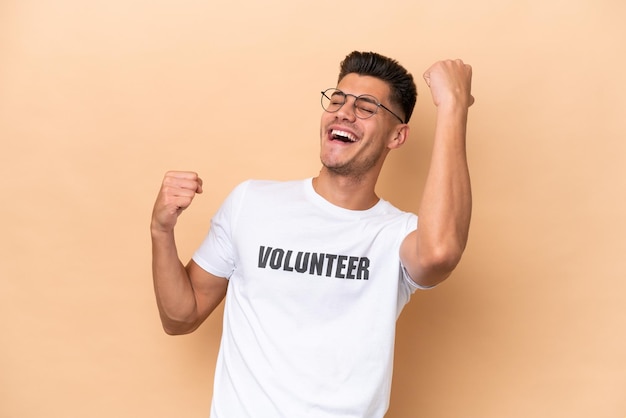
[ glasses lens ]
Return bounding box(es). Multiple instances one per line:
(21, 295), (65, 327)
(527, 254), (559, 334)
(321, 89), (382, 119)
(321, 89), (345, 112)
(354, 95), (380, 119)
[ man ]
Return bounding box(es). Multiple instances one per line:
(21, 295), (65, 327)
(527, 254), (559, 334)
(151, 51), (473, 417)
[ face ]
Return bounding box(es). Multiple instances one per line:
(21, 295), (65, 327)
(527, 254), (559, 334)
(319, 74), (405, 179)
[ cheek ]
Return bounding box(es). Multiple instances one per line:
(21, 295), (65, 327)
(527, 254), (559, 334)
(320, 111), (334, 127)
(319, 115), (328, 135)
(319, 119), (329, 142)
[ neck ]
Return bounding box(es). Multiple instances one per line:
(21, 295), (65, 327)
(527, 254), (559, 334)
(312, 168), (380, 210)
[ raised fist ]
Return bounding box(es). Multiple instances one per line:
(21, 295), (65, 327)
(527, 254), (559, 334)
(423, 59), (474, 108)
(151, 171), (203, 233)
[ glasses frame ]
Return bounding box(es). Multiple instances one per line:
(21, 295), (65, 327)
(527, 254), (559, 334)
(321, 88), (405, 124)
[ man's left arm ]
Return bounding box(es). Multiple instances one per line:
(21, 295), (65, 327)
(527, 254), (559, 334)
(400, 59), (474, 288)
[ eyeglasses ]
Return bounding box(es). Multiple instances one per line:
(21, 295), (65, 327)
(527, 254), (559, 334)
(320, 88), (405, 124)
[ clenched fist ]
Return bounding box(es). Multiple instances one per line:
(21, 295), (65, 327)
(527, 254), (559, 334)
(423, 59), (474, 109)
(151, 171), (203, 233)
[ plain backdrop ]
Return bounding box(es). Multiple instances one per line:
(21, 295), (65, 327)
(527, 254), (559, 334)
(1, 0), (625, 417)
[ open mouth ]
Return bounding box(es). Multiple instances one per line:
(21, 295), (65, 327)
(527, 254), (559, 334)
(330, 129), (358, 143)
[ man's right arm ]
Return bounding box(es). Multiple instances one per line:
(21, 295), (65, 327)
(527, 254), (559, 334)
(151, 171), (228, 335)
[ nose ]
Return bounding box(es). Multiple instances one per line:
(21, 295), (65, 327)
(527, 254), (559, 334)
(336, 95), (357, 122)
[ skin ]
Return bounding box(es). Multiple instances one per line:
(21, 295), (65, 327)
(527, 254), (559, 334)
(314, 73), (409, 210)
(401, 59), (473, 287)
(151, 59), (473, 334)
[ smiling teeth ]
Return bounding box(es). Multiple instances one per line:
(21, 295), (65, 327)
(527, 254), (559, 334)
(332, 129), (357, 142)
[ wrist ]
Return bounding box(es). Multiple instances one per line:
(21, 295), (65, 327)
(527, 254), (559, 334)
(150, 222), (175, 239)
(435, 104), (469, 126)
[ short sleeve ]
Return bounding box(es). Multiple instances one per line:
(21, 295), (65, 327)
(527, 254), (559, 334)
(192, 181), (250, 279)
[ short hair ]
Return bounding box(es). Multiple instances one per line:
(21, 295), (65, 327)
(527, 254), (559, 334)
(338, 51), (417, 123)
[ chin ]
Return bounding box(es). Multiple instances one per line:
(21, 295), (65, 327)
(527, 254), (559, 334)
(322, 159), (361, 177)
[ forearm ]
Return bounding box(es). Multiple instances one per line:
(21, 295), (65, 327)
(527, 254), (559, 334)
(414, 106), (472, 283)
(151, 228), (200, 334)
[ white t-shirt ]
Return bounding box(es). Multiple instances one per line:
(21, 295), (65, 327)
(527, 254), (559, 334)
(193, 179), (421, 418)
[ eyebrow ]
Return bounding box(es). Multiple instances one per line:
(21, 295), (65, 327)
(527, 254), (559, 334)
(357, 95), (379, 104)
(335, 89), (381, 103)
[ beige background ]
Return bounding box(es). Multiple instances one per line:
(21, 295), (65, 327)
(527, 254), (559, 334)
(1, 0), (625, 417)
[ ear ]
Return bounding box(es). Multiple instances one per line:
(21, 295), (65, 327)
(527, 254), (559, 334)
(387, 124), (410, 150)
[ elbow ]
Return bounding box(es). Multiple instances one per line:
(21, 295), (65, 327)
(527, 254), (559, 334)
(429, 243), (464, 272)
(162, 322), (197, 336)
(402, 226), (470, 288)
(162, 325), (185, 336)
(415, 244), (465, 287)
(160, 314), (200, 336)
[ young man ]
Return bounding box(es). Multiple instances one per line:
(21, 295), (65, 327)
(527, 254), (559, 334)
(151, 51), (473, 417)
